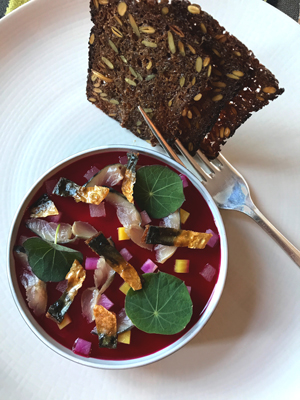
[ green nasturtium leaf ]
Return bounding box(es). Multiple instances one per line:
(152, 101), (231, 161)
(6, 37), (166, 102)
(134, 165), (185, 219)
(23, 237), (83, 282)
(125, 272), (193, 335)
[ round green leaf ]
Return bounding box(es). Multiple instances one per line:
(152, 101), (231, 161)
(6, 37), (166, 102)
(134, 165), (185, 219)
(125, 272), (193, 335)
(23, 237), (83, 282)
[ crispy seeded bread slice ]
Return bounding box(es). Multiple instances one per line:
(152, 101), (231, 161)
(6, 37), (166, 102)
(87, 0), (212, 146)
(196, 11), (284, 158)
(87, 0), (284, 158)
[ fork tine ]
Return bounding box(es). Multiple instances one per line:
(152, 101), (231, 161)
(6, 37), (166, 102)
(210, 157), (223, 170)
(196, 149), (220, 173)
(215, 153), (229, 168)
(215, 153), (240, 172)
(138, 106), (184, 166)
(215, 153), (247, 181)
(174, 139), (209, 182)
(138, 106), (208, 182)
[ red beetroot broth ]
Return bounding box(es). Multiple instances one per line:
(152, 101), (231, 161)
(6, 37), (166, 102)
(14, 150), (221, 361)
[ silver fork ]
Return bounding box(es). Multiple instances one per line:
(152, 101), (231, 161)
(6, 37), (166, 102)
(138, 106), (300, 268)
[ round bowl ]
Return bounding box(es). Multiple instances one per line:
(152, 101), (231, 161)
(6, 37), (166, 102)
(7, 145), (227, 369)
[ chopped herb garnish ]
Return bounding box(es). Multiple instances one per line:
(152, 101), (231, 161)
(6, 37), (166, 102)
(125, 272), (193, 335)
(23, 237), (83, 282)
(54, 224), (61, 245)
(134, 165), (185, 219)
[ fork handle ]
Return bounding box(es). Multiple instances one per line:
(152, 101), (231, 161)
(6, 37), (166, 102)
(244, 204), (300, 267)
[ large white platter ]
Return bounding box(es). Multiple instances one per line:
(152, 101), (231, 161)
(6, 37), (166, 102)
(0, 0), (299, 399)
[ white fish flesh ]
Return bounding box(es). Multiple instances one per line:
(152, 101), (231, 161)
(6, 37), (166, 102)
(155, 209), (180, 263)
(117, 308), (134, 334)
(72, 221), (97, 239)
(15, 250), (47, 316)
(81, 287), (101, 323)
(85, 164), (126, 187)
(125, 224), (153, 251)
(105, 190), (142, 227)
(25, 219), (73, 243)
(94, 256), (115, 292)
(81, 257), (115, 323)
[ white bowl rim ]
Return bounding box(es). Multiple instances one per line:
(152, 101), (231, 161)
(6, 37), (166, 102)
(7, 144), (228, 369)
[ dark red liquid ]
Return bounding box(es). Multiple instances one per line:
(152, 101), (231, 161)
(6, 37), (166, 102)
(14, 150), (221, 361)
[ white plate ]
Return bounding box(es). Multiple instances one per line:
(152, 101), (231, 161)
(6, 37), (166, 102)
(1, 0), (299, 399)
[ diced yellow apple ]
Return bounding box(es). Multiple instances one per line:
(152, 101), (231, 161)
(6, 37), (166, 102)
(180, 208), (190, 224)
(119, 282), (131, 295)
(57, 313), (72, 330)
(174, 259), (190, 273)
(118, 227), (130, 241)
(118, 330), (131, 345)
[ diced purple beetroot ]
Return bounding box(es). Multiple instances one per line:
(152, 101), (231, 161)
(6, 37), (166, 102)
(84, 166), (100, 180)
(140, 210), (152, 227)
(200, 263), (216, 282)
(179, 174), (189, 188)
(141, 259), (158, 273)
(89, 202), (106, 218)
(206, 229), (219, 247)
(98, 294), (114, 310)
(56, 279), (68, 293)
(119, 155), (128, 165)
(120, 248), (133, 261)
(85, 257), (99, 270)
(47, 212), (62, 223)
(186, 285), (192, 294)
(72, 338), (92, 357)
(45, 179), (59, 195)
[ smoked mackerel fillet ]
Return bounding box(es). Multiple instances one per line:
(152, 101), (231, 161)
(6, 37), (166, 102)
(86, 0), (284, 158)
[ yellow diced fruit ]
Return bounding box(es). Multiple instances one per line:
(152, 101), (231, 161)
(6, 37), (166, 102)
(118, 227), (130, 241)
(180, 208), (190, 224)
(174, 259), (190, 273)
(119, 282), (131, 295)
(57, 313), (72, 330)
(118, 330), (131, 345)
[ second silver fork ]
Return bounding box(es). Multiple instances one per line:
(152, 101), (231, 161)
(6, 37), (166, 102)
(138, 106), (300, 268)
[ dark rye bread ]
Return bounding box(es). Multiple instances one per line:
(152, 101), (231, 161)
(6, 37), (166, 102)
(87, 0), (284, 158)
(198, 12), (285, 158)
